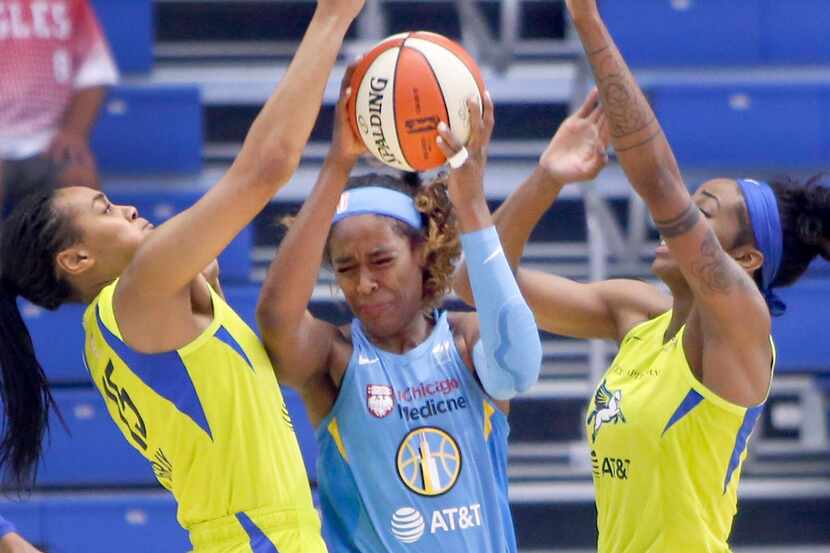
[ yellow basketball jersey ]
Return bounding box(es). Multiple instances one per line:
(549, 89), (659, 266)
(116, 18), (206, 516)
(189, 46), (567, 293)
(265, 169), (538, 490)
(82, 280), (322, 550)
(586, 310), (774, 553)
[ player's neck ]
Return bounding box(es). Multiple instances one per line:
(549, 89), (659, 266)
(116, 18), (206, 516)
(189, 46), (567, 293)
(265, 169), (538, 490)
(366, 312), (434, 355)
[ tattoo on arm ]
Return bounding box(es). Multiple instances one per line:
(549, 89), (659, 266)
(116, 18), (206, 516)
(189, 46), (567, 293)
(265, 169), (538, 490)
(654, 202), (701, 238)
(588, 47), (657, 141)
(690, 230), (752, 295)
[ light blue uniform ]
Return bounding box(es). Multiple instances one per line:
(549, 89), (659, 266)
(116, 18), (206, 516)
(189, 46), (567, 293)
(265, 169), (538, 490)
(317, 311), (517, 553)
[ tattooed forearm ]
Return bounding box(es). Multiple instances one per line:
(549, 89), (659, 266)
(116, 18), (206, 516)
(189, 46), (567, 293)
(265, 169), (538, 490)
(654, 202), (701, 238)
(588, 48), (657, 141)
(690, 230), (752, 295)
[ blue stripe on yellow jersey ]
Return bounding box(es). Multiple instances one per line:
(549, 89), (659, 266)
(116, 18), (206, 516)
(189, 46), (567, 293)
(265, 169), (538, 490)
(82, 280), (326, 553)
(586, 310), (775, 553)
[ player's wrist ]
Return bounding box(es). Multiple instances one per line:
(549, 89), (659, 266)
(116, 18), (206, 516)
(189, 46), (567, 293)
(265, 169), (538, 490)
(534, 164), (567, 189)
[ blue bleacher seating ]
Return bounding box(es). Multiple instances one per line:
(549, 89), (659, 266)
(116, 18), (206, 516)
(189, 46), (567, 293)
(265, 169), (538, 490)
(650, 83), (829, 170)
(39, 389), (157, 487)
(91, 86), (203, 175)
(0, 501), (43, 545)
(90, 0), (154, 74)
(42, 494), (188, 553)
(760, 0), (830, 65)
(107, 188), (251, 283)
(21, 301), (88, 384)
(601, 0), (762, 67)
(772, 278), (830, 374)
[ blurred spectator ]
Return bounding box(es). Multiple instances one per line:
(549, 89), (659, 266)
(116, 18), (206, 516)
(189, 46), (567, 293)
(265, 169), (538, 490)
(0, 515), (42, 553)
(0, 0), (118, 217)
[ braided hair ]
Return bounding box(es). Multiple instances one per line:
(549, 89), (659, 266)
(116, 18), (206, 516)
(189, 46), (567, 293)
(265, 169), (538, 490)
(0, 189), (75, 487)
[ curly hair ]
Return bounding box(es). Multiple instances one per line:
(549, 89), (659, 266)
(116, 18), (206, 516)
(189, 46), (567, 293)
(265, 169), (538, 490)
(328, 172), (461, 310)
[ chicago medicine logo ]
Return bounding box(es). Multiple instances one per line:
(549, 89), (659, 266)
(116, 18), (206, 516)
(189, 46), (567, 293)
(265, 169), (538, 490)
(396, 426), (461, 497)
(586, 379), (626, 443)
(367, 384), (395, 418)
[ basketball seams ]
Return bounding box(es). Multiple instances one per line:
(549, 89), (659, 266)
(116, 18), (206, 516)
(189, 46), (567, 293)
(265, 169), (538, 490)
(394, 44), (450, 170)
(390, 33), (412, 169)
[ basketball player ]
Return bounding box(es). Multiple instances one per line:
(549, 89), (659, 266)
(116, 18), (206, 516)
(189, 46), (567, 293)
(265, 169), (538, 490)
(256, 64), (610, 548)
(454, 1), (830, 551)
(0, 1), (364, 550)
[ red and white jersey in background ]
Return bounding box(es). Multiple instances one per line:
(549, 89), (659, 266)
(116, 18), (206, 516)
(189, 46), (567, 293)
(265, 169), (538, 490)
(0, 0), (118, 159)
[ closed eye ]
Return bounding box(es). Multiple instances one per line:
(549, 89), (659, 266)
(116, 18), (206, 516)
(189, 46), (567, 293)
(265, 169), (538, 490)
(698, 206), (712, 219)
(335, 265), (355, 274)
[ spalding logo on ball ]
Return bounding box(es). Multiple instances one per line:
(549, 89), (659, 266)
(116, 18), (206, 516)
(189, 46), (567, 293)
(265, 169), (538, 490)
(348, 31), (485, 172)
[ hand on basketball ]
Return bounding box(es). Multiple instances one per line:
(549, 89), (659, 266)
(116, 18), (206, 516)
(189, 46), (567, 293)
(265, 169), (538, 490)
(435, 92), (495, 223)
(330, 60), (367, 164)
(539, 88), (609, 186)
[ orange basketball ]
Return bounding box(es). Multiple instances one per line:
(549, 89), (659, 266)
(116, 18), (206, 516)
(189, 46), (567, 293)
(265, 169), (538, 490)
(348, 32), (486, 172)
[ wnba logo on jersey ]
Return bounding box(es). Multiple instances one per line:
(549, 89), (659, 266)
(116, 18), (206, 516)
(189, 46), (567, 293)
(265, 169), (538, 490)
(396, 427), (461, 496)
(367, 384), (395, 418)
(586, 379), (626, 443)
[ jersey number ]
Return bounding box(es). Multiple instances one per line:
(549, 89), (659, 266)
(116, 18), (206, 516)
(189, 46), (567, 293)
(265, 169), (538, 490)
(102, 361), (148, 451)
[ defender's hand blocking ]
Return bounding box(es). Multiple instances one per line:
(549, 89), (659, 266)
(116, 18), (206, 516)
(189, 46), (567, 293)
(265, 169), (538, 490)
(540, 88), (610, 186)
(330, 60), (367, 164)
(435, 92), (495, 216)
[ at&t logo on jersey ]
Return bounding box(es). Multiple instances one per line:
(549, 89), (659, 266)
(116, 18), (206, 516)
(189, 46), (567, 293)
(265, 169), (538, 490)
(396, 427), (461, 496)
(367, 384), (395, 418)
(390, 504), (483, 544)
(586, 379), (626, 443)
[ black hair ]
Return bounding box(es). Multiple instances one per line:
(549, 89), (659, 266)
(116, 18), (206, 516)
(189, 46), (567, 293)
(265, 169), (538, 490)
(768, 173), (830, 287)
(0, 189), (74, 488)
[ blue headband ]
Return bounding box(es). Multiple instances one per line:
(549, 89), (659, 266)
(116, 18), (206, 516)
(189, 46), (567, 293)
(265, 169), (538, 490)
(332, 186), (423, 230)
(737, 179), (785, 316)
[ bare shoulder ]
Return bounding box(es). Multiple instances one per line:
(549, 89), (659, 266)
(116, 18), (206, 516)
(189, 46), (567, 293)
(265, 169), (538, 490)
(598, 279), (672, 340)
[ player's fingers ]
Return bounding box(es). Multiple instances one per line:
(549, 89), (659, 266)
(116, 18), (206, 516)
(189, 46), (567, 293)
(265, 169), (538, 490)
(576, 87), (600, 119)
(479, 91), (495, 148)
(435, 134), (457, 159)
(465, 95), (484, 150)
(588, 101), (604, 125)
(436, 121), (464, 153)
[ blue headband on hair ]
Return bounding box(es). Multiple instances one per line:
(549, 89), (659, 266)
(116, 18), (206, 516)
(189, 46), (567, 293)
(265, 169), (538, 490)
(737, 179), (785, 316)
(332, 186), (423, 230)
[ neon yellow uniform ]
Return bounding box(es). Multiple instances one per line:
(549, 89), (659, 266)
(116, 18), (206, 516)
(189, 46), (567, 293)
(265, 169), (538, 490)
(586, 310), (774, 553)
(82, 281), (327, 553)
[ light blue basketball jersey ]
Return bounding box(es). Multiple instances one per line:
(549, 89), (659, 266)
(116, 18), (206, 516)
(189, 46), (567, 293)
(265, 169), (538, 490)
(316, 311), (517, 553)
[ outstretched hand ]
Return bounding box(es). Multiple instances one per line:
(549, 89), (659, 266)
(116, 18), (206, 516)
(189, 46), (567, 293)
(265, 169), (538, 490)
(539, 88), (610, 186)
(434, 92), (495, 225)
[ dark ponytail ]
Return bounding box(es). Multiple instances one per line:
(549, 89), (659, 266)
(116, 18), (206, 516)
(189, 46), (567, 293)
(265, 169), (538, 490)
(0, 189), (76, 488)
(770, 173), (830, 288)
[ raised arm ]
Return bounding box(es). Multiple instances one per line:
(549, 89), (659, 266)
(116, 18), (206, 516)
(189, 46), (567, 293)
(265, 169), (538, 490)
(436, 94), (542, 400)
(118, 0), (364, 305)
(453, 90), (667, 340)
(566, 1), (771, 400)
(257, 67), (365, 391)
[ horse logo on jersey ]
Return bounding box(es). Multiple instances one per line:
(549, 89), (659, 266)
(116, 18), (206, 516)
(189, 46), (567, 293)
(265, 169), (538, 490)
(367, 384), (395, 418)
(586, 379), (626, 443)
(396, 427), (461, 497)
